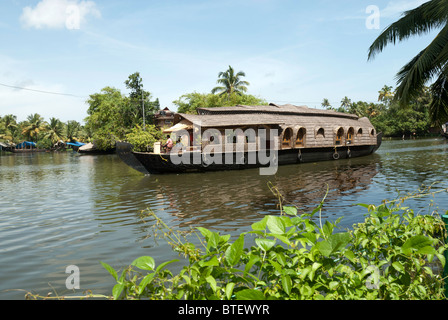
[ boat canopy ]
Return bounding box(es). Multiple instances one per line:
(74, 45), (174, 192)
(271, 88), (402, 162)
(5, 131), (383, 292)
(15, 141), (36, 149)
(163, 120), (193, 133)
(66, 142), (86, 147)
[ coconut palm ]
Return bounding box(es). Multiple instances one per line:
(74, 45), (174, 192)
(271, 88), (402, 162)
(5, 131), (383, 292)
(66, 120), (81, 142)
(44, 117), (65, 144)
(0, 114), (17, 141)
(211, 66), (250, 97)
(367, 0), (448, 124)
(378, 85), (395, 104)
(340, 96), (352, 109)
(321, 98), (332, 109)
(21, 113), (47, 142)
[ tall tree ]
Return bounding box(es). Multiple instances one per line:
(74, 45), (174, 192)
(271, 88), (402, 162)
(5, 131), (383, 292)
(340, 96), (352, 110)
(368, 0), (448, 125)
(66, 120), (81, 142)
(21, 113), (47, 142)
(124, 72), (160, 128)
(211, 66), (250, 97)
(321, 98), (332, 109)
(378, 85), (395, 105)
(44, 117), (65, 144)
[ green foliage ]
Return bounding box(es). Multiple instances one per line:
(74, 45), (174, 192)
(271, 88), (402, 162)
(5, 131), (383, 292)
(84, 73), (162, 150)
(173, 92), (267, 114)
(367, 0), (448, 124)
(211, 65), (250, 97)
(101, 193), (448, 300)
(125, 125), (164, 152)
(331, 85), (434, 137)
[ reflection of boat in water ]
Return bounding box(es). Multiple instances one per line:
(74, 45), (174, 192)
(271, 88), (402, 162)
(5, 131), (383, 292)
(117, 104), (382, 175)
(118, 156), (380, 230)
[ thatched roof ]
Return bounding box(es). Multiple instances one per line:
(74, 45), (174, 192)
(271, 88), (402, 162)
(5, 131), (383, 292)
(196, 103), (359, 120)
(165, 104), (366, 132)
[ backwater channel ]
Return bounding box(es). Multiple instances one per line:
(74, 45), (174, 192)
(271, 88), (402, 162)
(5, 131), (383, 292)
(1, 137), (448, 299)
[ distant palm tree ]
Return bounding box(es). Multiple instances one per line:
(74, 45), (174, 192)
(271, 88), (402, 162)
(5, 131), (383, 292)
(340, 96), (352, 109)
(321, 98), (332, 109)
(44, 118), (65, 144)
(367, 0), (448, 124)
(211, 66), (250, 97)
(66, 120), (81, 142)
(21, 113), (47, 142)
(378, 85), (395, 104)
(0, 114), (17, 141)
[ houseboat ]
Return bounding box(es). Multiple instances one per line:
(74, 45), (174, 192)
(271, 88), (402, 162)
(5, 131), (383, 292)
(116, 103), (382, 175)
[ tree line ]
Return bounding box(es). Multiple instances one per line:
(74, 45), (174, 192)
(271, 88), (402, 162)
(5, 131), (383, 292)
(0, 64), (443, 152)
(322, 85), (436, 137)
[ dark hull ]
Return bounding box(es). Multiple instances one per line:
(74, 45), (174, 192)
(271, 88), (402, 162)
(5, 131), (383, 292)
(78, 148), (116, 155)
(117, 133), (382, 175)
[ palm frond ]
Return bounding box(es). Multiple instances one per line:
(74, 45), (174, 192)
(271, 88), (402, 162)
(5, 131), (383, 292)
(394, 24), (448, 104)
(368, 0), (448, 60)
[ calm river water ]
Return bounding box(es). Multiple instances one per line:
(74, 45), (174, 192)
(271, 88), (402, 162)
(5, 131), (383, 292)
(1, 138), (448, 299)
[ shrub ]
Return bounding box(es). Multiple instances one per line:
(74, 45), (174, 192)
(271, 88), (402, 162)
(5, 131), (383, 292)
(101, 194), (448, 300)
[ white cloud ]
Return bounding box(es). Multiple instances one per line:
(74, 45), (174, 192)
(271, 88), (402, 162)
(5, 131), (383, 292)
(20, 0), (100, 30)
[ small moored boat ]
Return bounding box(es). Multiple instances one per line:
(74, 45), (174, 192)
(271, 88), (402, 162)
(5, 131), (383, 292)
(117, 103), (382, 175)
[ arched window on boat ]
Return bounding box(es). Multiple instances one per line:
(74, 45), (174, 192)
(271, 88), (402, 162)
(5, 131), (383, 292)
(335, 127), (344, 146)
(316, 127), (325, 138)
(282, 127), (293, 149)
(347, 127), (354, 145)
(357, 128), (363, 136)
(370, 128), (375, 136)
(296, 127), (306, 147)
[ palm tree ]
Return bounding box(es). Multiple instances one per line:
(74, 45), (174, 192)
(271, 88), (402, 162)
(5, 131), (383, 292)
(378, 85), (395, 104)
(211, 66), (250, 97)
(21, 113), (47, 142)
(0, 114), (17, 141)
(44, 117), (65, 144)
(321, 98), (332, 109)
(66, 120), (81, 142)
(340, 96), (352, 109)
(367, 0), (448, 125)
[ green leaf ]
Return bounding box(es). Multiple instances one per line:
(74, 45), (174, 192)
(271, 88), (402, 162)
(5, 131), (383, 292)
(131, 256), (155, 271)
(155, 259), (179, 273)
(112, 283), (125, 300)
(225, 235), (245, 266)
(225, 283), (235, 300)
(315, 232), (351, 257)
(255, 238), (276, 252)
(206, 275), (217, 292)
(281, 274), (292, 295)
(401, 235), (434, 255)
(251, 216), (268, 231)
(266, 215), (286, 235)
(138, 273), (156, 295)
(197, 227), (212, 239)
(283, 206), (297, 216)
(244, 254), (260, 276)
(235, 289), (265, 300)
(100, 261), (118, 281)
(392, 261), (405, 273)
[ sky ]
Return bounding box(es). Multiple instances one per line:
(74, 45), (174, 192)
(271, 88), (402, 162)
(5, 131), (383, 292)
(0, 0), (437, 124)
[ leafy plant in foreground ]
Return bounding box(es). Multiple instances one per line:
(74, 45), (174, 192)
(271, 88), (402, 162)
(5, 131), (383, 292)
(101, 194), (448, 300)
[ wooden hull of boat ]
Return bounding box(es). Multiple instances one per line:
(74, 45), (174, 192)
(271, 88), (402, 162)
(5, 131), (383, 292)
(117, 133), (382, 175)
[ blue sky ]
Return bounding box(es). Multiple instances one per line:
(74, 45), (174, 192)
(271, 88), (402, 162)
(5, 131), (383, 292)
(0, 0), (435, 123)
